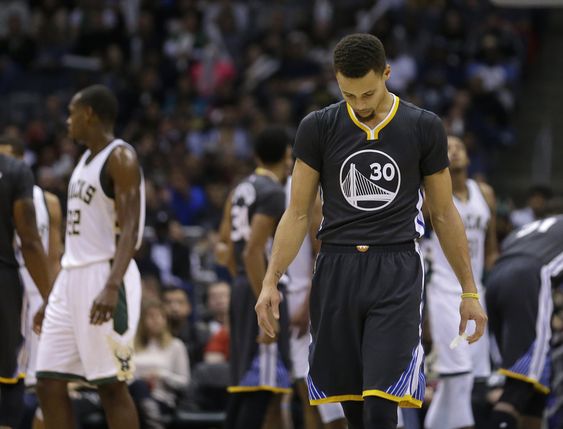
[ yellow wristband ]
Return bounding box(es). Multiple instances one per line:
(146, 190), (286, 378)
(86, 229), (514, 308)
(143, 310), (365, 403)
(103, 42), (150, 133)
(461, 292), (480, 299)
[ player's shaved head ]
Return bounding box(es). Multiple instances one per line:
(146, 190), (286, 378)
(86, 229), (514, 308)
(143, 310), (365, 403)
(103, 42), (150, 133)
(333, 33), (387, 78)
(74, 84), (118, 127)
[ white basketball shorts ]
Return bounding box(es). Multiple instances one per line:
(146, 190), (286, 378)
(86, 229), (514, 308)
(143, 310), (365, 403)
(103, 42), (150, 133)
(36, 260), (141, 384)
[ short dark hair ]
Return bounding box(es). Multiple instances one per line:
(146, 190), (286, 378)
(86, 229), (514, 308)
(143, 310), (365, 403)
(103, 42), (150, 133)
(0, 135), (25, 157)
(76, 85), (118, 126)
(254, 126), (290, 165)
(333, 33), (387, 78)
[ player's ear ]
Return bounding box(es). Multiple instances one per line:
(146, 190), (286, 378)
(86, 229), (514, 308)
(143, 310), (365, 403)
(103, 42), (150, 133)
(383, 64), (391, 81)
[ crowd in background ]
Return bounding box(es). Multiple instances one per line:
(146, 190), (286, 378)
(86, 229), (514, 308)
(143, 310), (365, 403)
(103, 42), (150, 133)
(1, 0), (561, 427)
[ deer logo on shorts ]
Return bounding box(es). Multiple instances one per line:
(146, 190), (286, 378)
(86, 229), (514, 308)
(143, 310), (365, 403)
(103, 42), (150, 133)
(107, 336), (135, 381)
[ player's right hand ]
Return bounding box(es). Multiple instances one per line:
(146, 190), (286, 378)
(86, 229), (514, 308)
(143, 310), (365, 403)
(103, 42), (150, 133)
(33, 302), (47, 335)
(255, 283), (281, 338)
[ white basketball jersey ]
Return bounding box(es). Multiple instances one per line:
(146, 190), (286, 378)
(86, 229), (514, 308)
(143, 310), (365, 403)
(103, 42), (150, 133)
(61, 139), (145, 268)
(285, 177), (313, 292)
(15, 186), (50, 267)
(426, 179), (490, 291)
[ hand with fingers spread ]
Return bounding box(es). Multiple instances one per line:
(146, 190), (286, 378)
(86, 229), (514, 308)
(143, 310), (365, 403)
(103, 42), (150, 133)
(90, 282), (120, 325)
(459, 296), (487, 344)
(255, 282), (282, 339)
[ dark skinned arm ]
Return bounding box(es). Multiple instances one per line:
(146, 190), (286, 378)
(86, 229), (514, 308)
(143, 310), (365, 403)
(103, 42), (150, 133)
(14, 198), (51, 300)
(215, 189), (236, 277)
(45, 191), (63, 277)
(90, 146), (142, 325)
(478, 182), (499, 271)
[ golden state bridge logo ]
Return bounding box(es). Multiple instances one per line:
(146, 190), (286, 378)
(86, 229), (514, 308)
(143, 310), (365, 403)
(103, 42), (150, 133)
(339, 149), (401, 211)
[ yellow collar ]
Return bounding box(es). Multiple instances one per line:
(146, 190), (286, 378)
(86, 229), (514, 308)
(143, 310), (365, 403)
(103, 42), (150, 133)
(346, 93), (399, 141)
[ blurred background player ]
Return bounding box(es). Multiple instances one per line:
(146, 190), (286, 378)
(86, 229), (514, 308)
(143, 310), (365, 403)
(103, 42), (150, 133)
(34, 85), (145, 429)
(0, 136), (62, 429)
(225, 126), (293, 429)
(284, 173), (347, 429)
(485, 213), (563, 429)
(423, 135), (498, 429)
(0, 139), (51, 429)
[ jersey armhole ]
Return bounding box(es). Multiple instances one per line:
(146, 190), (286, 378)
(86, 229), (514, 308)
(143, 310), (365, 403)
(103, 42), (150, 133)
(100, 153), (115, 199)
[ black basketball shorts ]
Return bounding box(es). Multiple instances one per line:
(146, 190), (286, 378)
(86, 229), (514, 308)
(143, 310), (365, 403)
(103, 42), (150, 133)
(307, 241), (425, 408)
(0, 266), (24, 383)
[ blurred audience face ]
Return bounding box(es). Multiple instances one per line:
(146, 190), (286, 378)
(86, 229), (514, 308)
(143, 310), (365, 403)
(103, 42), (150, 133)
(163, 288), (192, 321)
(447, 136), (469, 172)
(144, 304), (168, 338)
(336, 68), (391, 122)
(207, 282), (230, 318)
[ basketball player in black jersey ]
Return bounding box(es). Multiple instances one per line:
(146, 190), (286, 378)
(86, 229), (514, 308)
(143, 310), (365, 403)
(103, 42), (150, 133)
(256, 34), (487, 429)
(485, 213), (563, 429)
(0, 140), (51, 429)
(225, 127), (293, 429)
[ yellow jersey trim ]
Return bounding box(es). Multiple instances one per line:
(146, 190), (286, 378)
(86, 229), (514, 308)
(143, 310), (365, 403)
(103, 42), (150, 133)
(0, 372), (25, 384)
(227, 385), (292, 394)
(363, 390), (423, 408)
(498, 369), (550, 394)
(346, 94), (400, 141)
(310, 394), (364, 405)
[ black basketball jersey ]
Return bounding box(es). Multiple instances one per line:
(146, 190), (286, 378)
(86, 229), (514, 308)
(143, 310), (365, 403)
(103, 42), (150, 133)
(0, 154), (35, 267)
(293, 95), (448, 245)
(500, 215), (563, 270)
(230, 172), (286, 275)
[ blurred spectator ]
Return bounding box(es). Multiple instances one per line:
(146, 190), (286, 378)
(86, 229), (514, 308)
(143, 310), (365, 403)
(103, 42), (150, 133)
(135, 300), (190, 415)
(167, 168), (208, 226)
(204, 325), (229, 364)
(162, 286), (208, 367)
(510, 185), (553, 228)
(205, 281), (230, 329)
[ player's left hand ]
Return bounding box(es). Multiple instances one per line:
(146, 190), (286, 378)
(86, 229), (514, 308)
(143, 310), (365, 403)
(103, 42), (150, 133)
(459, 297), (488, 344)
(33, 302), (47, 335)
(90, 284), (120, 325)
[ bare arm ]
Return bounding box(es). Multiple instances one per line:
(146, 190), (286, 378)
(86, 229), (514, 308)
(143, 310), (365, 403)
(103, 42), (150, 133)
(215, 189), (236, 276)
(256, 159), (320, 337)
(45, 191), (63, 277)
(308, 191), (322, 255)
(243, 214), (278, 298)
(478, 182), (499, 270)
(90, 146), (142, 325)
(14, 199), (51, 300)
(424, 168), (487, 343)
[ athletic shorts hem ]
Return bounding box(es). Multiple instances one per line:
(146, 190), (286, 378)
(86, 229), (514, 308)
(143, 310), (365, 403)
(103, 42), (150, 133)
(89, 375), (121, 385)
(227, 385), (292, 394)
(36, 371), (85, 382)
(310, 394), (364, 405)
(0, 372), (25, 384)
(363, 390), (423, 408)
(498, 369), (550, 394)
(438, 370), (472, 378)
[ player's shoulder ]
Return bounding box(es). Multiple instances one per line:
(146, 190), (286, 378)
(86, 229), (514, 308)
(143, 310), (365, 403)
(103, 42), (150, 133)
(398, 98), (440, 126)
(475, 180), (495, 204)
(301, 100), (346, 128)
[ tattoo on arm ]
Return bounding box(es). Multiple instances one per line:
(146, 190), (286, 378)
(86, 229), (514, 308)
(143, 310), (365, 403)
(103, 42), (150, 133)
(274, 270), (283, 281)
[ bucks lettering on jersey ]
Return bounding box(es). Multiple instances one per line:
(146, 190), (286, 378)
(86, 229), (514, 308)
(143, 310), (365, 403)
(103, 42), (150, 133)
(426, 179), (490, 291)
(61, 139), (145, 268)
(230, 173), (285, 276)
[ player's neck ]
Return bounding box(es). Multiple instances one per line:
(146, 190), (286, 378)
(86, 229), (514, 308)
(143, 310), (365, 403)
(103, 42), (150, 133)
(86, 131), (115, 155)
(364, 91), (393, 129)
(451, 170), (469, 199)
(255, 166), (283, 183)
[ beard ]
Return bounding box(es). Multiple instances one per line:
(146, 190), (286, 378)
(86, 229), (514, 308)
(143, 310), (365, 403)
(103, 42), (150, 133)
(355, 110), (376, 122)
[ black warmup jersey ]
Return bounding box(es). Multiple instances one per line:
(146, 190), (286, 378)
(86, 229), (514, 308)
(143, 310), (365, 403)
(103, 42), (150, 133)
(293, 96), (448, 245)
(0, 154), (35, 267)
(500, 215), (563, 267)
(230, 172), (286, 273)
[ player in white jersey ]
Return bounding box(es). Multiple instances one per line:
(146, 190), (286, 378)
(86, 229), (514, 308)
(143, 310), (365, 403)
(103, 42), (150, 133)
(423, 136), (498, 429)
(285, 177), (347, 429)
(35, 85), (145, 429)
